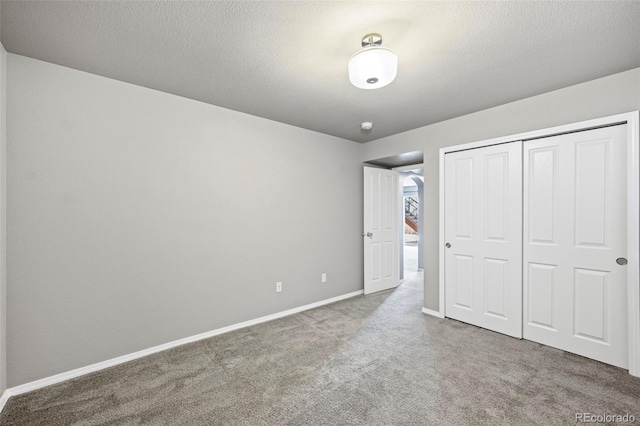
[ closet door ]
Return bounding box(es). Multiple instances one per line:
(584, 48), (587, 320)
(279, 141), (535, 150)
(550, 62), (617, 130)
(444, 142), (522, 338)
(523, 125), (628, 368)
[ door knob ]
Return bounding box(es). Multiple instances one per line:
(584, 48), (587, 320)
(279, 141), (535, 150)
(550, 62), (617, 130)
(363, 232), (373, 238)
(616, 257), (628, 266)
(445, 242), (451, 248)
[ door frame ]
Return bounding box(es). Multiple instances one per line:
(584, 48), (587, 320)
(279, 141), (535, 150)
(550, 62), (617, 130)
(437, 111), (640, 376)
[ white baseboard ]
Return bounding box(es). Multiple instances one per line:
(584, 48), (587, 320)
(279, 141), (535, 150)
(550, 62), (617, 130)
(2, 289), (364, 405)
(0, 389), (11, 413)
(422, 307), (444, 318)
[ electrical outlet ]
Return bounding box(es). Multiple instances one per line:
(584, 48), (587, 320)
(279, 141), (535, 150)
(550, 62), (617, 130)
(276, 281), (282, 293)
(321, 273), (327, 283)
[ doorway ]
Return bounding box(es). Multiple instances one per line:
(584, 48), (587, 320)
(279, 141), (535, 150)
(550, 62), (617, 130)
(395, 165), (424, 283)
(362, 153), (425, 298)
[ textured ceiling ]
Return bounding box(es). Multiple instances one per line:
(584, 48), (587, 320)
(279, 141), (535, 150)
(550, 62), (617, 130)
(2, 1), (639, 143)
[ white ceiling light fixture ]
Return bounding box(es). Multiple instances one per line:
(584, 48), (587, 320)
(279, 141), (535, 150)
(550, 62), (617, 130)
(348, 33), (398, 90)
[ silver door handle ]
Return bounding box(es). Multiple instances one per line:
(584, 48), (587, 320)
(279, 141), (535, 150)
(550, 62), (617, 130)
(445, 242), (451, 248)
(616, 257), (628, 266)
(363, 232), (373, 238)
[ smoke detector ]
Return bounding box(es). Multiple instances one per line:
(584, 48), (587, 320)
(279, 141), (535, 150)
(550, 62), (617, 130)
(361, 122), (373, 130)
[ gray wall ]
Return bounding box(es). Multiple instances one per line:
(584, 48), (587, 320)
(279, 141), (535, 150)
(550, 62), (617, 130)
(6, 51), (639, 389)
(0, 41), (6, 393)
(362, 67), (640, 312)
(6, 54), (364, 387)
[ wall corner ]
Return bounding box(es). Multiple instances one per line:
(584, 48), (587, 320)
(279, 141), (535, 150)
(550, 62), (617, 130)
(0, 41), (7, 394)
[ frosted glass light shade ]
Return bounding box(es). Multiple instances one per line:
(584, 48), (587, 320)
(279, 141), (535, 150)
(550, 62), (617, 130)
(348, 47), (398, 90)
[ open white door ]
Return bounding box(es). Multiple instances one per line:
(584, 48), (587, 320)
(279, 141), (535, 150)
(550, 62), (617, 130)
(444, 142), (523, 338)
(364, 167), (400, 295)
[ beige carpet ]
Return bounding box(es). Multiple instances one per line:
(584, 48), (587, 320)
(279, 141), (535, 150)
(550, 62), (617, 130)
(1, 269), (639, 425)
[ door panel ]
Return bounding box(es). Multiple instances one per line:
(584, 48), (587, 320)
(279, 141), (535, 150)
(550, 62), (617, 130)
(575, 141), (608, 246)
(485, 258), (507, 318)
(364, 167), (400, 295)
(453, 254), (474, 309)
(527, 262), (557, 330)
(485, 152), (508, 241)
(454, 157), (474, 239)
(573, 268), (608, 342)
(528, 146), (558, 244)
(523, 125), (628, 368)
(445, 142), (523, 338)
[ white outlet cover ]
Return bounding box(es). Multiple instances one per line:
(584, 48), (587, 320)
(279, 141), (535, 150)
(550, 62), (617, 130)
(276, 281), (282, 292)
(321, 273), (327, 283)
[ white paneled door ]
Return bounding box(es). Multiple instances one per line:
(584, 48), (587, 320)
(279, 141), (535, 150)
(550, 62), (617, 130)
(363, 167), (400, 295)
(444, 142), (523, 338)
(523, 125), (628, 368)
